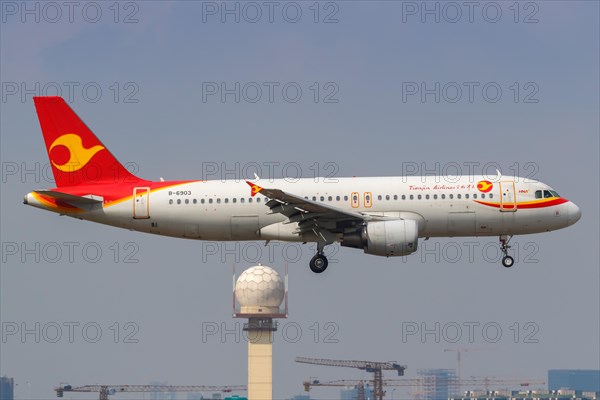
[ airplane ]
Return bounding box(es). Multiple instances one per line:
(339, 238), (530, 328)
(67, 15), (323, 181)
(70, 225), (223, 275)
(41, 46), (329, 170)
(23, 96), (581, 273)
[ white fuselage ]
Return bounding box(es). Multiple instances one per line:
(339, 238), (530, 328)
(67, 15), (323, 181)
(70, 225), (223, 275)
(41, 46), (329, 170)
(26, 175), (581, 243)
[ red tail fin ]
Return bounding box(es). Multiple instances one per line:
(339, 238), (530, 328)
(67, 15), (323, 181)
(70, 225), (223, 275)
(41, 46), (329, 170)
(33, 97), (143, 187)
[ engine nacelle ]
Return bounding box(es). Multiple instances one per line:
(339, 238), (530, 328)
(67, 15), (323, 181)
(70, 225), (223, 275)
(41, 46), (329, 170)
(341, 220), (419, 257)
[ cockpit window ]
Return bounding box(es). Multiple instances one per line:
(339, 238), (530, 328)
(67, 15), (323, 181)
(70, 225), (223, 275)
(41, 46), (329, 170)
(544, 190), (554, 198)
(549, 190), (560, 197)
(535, 190), (543, 199)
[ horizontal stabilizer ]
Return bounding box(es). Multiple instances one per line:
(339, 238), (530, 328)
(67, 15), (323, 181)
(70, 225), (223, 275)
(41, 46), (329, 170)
(34, 190), (103, 205)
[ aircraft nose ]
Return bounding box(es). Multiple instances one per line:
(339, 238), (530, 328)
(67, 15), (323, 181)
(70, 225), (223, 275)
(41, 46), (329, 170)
(567, 201), (581, 226)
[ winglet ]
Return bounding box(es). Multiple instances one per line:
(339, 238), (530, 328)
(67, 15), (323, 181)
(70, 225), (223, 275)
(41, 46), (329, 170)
(246, 180), (263, 197)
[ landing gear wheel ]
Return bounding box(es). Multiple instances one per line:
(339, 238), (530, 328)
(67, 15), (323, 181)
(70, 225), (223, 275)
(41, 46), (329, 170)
(499, 235), (515, 268)
(502, 255), (514, 268)
(309, 254), (328, 273)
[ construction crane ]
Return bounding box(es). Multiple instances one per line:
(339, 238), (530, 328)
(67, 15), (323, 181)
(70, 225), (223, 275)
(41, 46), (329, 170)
(55, 384), (247, 400)
(295, 357), (406, 400)
(443, 348), (486, 393)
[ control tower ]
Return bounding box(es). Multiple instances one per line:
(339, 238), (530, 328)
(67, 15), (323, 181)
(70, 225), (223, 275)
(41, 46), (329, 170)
(233, 265), (287, 400)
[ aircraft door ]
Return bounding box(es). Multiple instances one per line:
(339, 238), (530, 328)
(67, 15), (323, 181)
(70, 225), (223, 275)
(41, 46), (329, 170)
(499, 181), (517, 212)
(133, 187), (150, 219)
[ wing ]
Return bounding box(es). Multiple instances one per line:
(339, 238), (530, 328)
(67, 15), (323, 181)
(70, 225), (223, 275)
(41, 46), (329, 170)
(245, 181), (383, 241)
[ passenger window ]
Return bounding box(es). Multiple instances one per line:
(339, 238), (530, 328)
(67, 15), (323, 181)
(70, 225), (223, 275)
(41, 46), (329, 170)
(336, 196), (340, 201)
(328, 196), (332, 201)
(457, 194), (461, 199)
(232, 198), (237, 203)
(402, 195), (406, 200)
(410, 195), (414, 200)
(426, 194), (430, 200)
(240, 198), (245, 203)
(320, 196), (325, 201)
(465, 194), (469, 199)
(312, 196), (317, 201)
(224, 198), (229, 204)
(481, 193), (486, 199)
(249, 198), (253, 203)
(473, 194), (477, 199)
(378, 195), (382, 200)
(418, 194), (422, 200)
(441, 194), (446, 199)
(177, 199), (181, 204)
(386, 195), (390, 200)
(344, 196), (348, 201)
(449, 194), (453, 199)
(489, 193), (493, 199)
(393, 195), (398, 200)
(217, 199), (221, 204)
(169, 199), (173, 205)
(433, 194), (438, 200)
(535, 190), (543, 199)
(185, 199), (189, 204)
(193, 199), (197, 204)
(209, 199), (213, 204)
(257, 198), (261, 203)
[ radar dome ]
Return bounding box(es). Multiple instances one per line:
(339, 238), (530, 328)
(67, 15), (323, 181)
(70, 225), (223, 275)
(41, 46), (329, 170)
(235, 265), (284, 314)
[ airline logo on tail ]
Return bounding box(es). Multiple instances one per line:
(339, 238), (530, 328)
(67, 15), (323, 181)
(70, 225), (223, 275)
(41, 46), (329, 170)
(49, 133), (105, 172)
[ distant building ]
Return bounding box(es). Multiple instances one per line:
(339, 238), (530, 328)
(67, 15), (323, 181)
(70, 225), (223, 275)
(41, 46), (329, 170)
(549, 370), (600, 392)
(417, 369), (458, 400)
(450, 389), (600, 400)
(0, 377), (14, 400)
(187, 394), (203, 400)
(340, 384), (373, 400)
(149, 382), (177, 400)
(289, 395), (310, 400)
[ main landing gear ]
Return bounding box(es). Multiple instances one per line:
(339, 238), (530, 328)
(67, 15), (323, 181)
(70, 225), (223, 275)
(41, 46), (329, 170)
(499, 234), (514, 268)
(309, 242), (329, 273)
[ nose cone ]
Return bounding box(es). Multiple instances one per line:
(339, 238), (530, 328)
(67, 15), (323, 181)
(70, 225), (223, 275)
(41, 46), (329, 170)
(567, 201), (581, 226)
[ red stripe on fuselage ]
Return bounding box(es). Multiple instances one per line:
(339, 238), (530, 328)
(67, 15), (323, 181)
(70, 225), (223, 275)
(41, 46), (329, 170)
(474, 197), (568, 209)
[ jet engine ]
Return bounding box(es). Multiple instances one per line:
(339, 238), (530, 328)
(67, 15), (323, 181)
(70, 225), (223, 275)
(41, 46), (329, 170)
(341, 219), (419, 257)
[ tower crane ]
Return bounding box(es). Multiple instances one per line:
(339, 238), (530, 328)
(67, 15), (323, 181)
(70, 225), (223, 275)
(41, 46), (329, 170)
(443, 348), (486, 393)
(55, 384), (247, 400)
(295, 357), (406, 400)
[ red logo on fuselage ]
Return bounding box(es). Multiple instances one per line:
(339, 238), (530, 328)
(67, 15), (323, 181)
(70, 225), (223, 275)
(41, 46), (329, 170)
(477, 180), (493, 193)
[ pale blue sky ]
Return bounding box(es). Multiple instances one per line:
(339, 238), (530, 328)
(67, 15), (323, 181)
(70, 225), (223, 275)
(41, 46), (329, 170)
(1, 1), (599, 399)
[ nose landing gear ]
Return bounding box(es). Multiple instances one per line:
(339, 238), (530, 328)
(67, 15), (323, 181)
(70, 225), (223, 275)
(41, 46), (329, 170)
(500, 235), (514, 268)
